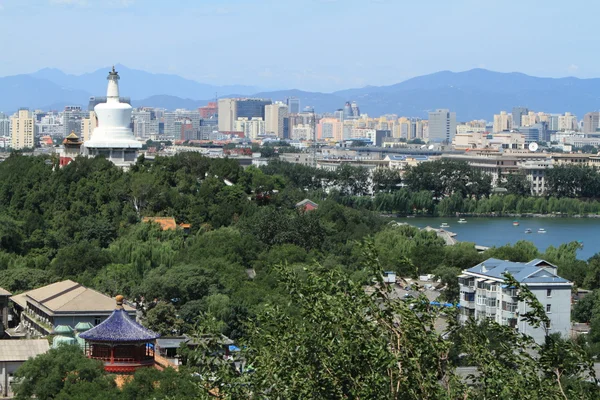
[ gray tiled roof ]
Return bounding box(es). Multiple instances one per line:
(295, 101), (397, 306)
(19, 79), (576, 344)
(466, 258), (571, 284)
(0, 339), (49, 362)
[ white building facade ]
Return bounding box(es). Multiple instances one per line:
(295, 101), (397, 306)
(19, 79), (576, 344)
(458, 258), (572, 344)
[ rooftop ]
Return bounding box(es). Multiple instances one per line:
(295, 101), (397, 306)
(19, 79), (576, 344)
(142, 216), (177, 231)
(10, 280), (135, 314)
(80, 306), (159, 343)
(0, 286), (11, 296)
(465, 258), (571, 284)
(295, 199), (318, 209)
(0, 339), (49, 362)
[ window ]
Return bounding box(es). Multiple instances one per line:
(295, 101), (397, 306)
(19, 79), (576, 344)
(546, 304), (552, 313)
(547, 289), (552, 297)
(94, 317), (102, 326)
(476, 294), (487, 306)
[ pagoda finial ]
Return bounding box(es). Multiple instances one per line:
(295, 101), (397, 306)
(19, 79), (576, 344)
(115, 295), (124, 310)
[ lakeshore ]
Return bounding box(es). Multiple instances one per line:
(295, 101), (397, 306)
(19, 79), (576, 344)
(398, 216), (600, 259)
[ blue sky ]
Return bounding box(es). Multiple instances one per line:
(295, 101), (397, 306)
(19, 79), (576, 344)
(0, 0), (594, 91)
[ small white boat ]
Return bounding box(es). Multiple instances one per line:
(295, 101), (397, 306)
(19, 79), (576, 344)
(513, 220), (520, 226)
(458, 218), (467, 224)
(525, 228), (532, 234)
(537, 228), (546, 234)
(440, 223), (450, 228)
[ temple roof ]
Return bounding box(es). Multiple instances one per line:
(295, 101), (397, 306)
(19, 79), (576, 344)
(79, 308), (159, 342)
(142, 217), (177, 231)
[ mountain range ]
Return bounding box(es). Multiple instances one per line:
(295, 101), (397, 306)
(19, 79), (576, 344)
(2, 66), (600, 120)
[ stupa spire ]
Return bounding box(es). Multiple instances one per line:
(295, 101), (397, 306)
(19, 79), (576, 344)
(106, 66), (120, 101)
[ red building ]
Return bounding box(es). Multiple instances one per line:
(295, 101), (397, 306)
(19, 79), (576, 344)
(59, 132), (83, 167)
(199, 102), (218, 118)
(79, 295), (159, 374)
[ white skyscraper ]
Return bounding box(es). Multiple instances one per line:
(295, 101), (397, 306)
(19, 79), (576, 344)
(265, 102), (288, 138)
(428, 109), (457, 143)
(84, 67), (141, 168)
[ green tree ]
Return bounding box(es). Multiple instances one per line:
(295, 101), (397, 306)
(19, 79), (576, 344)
(145, 301), (183, 336)
(13, 345), (117, 400)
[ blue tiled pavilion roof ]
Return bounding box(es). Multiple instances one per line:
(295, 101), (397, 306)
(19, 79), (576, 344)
(79, 309), (159, 342)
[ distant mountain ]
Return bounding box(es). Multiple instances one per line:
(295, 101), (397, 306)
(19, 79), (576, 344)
(3, 67), (600, 119)
(30, 64), (260, 101)
(0, 75), (88, 113)
(131, 95), (208, 110)
(329, 69), (600, 120)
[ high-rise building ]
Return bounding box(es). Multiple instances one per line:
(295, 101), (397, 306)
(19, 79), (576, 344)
(558, 112), (577, 131)
(218, 98), (237, 132)
(199, 102), (218, 119)
(343, 102), (353, 119)
(520, 111), (539, 127)
(493, 111), (512, 133)
(583, 112), (600, 134)
(334, 109), (344, 122)
(351, 102), (360, 117)
(163, 110), (201, 138)
(265, 102), (289, 138)
(235, 117), (265, 140)
(318, 118), (343, 141)
(63, 106), (86, 138)
(81, 111), (97, 142)
(236, 98), (272, 120)
(0, 114), (10, 137)
(428, 109), (457, 143)
(512, 107), (529, 128)
(287, 97), (300, 114)
(11, 108), (35, 150)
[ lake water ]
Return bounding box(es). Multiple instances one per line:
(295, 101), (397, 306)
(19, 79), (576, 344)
(403, 217), (600, 260)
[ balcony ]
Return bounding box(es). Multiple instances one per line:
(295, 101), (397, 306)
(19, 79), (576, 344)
(22, 309), (53, 334)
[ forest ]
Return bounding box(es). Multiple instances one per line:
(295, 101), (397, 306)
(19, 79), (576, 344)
(3, 153), (600, 399)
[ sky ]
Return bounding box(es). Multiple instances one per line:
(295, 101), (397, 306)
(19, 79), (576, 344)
(0, 0), (595, 92)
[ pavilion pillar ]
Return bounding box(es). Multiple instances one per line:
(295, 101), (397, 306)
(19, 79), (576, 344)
(110, 346), (114, 364)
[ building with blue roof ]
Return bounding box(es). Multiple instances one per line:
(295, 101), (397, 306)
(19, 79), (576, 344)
(79, 295), (159, 374)
(458, 258), (572, 344)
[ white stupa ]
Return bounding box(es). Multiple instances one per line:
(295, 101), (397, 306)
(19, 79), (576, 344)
(84, 66), (141, 168)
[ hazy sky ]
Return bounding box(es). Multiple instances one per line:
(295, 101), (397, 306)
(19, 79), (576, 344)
(0, 0), (594, 92)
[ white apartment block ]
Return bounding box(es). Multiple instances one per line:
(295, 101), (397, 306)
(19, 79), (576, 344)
(458, 258), (572, 344)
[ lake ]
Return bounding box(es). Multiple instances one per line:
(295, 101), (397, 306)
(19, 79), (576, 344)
(402, 217), (600, 260)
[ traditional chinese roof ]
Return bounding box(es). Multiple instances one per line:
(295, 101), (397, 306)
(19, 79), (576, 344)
(53, 335), (76, 348)
(295, 199), (318, 209)
(142, 217), (177, 231)
(75, 321), (94, 332)
(79, 296), (159, 343)
(53, 325), (74, 335)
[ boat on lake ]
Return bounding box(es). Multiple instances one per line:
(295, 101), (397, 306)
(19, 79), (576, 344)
(458, 218), (467, 224)
(513, 220), (520, 226)
(538, 228), (546, 234)
(525, 228), (532, 234)
(440, 223), (450, 228)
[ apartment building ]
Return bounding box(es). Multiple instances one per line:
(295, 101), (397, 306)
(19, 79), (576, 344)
(458, 258), (572, 344)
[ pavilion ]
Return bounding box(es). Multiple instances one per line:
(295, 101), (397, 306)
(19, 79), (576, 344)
(79, 295), (159, 374)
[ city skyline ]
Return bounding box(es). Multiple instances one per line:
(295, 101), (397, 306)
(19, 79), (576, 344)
(0, 0), (596, 92)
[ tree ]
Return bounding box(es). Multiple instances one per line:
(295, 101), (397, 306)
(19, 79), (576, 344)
(504, 173), (532, 196)
(573, 291), (597, 323)
(372, 168), (402, 193)
(145, 301), (183, 336)
(13, 345), (118, 400)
